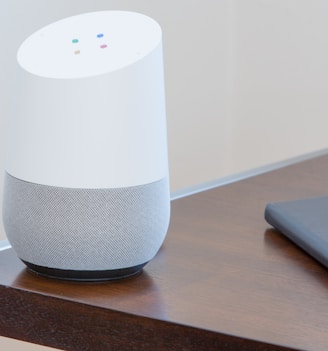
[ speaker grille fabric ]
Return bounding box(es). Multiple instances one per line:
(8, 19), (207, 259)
(2, 173), (170, 270)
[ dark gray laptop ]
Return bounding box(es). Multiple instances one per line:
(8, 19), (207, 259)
(265, 196), (328, 268)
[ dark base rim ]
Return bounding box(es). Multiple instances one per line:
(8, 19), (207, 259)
(21, 260), (147, 281)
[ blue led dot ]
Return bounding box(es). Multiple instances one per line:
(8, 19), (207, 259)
(97, 33), (104, 38)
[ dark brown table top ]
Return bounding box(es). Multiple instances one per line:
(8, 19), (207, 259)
(2, 153), (328, 351)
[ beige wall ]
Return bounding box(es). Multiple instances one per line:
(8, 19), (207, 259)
(227, 0), (328, 172)
(1, 1), (328, 348)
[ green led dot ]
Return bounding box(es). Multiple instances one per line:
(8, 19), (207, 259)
(72, 39), (79, 44)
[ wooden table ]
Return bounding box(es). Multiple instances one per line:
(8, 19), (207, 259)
(1, 153), (328, 351)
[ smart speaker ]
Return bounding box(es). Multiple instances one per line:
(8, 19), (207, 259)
(2, 11), (170, 281)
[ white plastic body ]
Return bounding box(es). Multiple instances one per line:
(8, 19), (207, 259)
(6, 11), (168, 189)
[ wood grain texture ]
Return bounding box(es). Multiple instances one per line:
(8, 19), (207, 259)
(2, 154), (328, 350)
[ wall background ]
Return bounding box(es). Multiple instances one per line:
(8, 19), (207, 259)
(1, 1), (328, 348)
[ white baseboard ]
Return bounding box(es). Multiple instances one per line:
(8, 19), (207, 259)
(171, 148), (328, 200)
(0, 240), (11, 251)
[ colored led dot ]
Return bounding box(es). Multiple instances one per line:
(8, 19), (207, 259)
(97, 33), (104, 38)
(72, 39), (79, 44)
(100, 44), (107, 49)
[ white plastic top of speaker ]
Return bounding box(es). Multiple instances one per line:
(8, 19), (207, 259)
(6, 11), (169, 189)
(17, 11), (161, 79)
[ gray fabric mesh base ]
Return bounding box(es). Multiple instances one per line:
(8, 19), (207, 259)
(2, 173), (170, 270)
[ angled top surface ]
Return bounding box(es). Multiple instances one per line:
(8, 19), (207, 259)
(17, 11), (162, 79)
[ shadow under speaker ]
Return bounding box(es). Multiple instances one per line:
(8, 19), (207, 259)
(2, 11), (170, 280)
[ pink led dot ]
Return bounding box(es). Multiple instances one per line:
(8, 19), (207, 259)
(100, 44), (107, 49)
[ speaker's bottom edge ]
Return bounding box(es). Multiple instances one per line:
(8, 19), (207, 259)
(21, 260), (148, 282)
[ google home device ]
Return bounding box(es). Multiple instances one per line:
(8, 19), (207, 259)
(2, 11), (170, 280)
